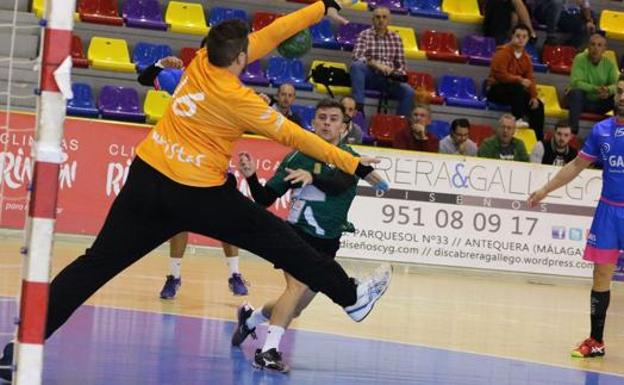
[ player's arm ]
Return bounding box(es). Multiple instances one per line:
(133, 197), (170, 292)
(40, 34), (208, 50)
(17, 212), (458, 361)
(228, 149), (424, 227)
(527, 156), (593, 206)
(247, 0), (346, 62)
(238, 152), (288, 207)
(313, 169), (357, 195)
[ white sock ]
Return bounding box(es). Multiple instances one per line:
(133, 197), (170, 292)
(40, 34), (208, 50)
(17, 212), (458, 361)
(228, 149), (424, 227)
(245, 307), (268, 329)
(169, 258), (182, 279)
(262, 325), (285, 352)
(227, 256), (240, 276)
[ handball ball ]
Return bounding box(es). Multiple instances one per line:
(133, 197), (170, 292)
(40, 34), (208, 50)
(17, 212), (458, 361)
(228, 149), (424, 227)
(278, 29), (312, 59)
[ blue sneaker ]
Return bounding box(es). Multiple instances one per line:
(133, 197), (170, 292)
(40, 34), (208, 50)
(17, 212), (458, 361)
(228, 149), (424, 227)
(228, 273), (249, 296)
(0, 342), (14, 384)
(159, 275), (181, 299)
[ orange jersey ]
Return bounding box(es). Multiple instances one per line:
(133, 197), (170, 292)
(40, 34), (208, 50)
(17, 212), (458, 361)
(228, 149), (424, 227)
(136, 2), (360, 187)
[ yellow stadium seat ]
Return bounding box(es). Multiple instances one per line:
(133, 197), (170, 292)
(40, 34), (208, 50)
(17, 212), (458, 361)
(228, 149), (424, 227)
(604, 50), (620, 70)
(87, 36), (136, 72)
(32, 0), (79, 20)
(388, 25), (426, 60)
(309, 60), (351, 96)
(600, 10), (624, 41)
(144, 90), (171, 124)
(350, 1), (368, 11)
(514, 128), (537, 153)
(442, 0), (483, 24)
(166, 1), (209, 35)
(536, 84), (567, 118)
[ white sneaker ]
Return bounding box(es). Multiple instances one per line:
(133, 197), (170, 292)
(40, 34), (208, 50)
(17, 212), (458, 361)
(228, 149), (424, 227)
(516, 119), (529, 128)
(344, 263), (393, 322)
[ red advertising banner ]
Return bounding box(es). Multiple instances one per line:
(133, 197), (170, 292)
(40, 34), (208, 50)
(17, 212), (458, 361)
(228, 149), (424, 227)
(0, 111), (291, 246)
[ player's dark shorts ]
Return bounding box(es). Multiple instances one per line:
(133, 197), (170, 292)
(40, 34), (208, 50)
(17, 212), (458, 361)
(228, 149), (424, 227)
(290, 224), (341, 260)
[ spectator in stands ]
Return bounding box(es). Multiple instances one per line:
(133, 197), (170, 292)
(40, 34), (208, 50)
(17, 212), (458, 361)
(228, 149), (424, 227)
(482, 0), (537, 45)
(392, 104), (439, 152)
(529, 0), (595, 48)
(439, 118), (478, 156)
(530, 119), (578, 165)
(566, 33), (619, 134)
(478, 113), (529, 161)
(272, 83), (302, 126)
(350, 6), (414, 117)
(340, 96), (363, 144)
(486, 24), (545, 141)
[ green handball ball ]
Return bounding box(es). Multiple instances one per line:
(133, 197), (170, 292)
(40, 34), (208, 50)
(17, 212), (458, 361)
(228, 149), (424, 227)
(278, 29), (312, 59)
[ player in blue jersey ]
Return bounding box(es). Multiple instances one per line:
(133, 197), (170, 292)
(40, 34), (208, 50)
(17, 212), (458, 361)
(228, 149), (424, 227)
(528, 74), (624, 358)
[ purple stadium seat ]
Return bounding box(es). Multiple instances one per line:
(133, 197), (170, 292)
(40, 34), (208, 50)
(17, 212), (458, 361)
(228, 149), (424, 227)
(98, 85), (145, 122)
(437, 75), (486, 109)
(67, 83), (99, 118)
(240, 61), (269, 86)
(352, 111), (374, 144)
(337, 23), (370, 51)
(122, 0), (167, 30)
(461, 34), (496, 66)
(368, 0), (408, 14)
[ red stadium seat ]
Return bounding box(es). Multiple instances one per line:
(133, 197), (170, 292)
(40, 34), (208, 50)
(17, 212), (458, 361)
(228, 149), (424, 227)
(542, 45), (576, 75)
(420, 30), (469, 63)
(179, 47), (198, 68)
(71, 34), (89, 68)
(407, 71), (444, 104)
(369, 114), (407, 146)
(78, 0), (124, 26)
(468, 123), (492, 146)
(252, 11), (281, 32)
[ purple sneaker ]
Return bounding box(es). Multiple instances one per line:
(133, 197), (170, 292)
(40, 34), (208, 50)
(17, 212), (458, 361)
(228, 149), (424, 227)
(228, 273), (249, 296)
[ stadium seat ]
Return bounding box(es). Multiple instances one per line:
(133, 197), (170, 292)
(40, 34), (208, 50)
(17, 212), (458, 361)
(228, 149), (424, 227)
(266, 56), (313, 91)
(352, 111), (373, 144)
(98, 85), (145, 122)
(542, 45), (576, 75)
(406, 71), (443, 104)
(179, 47), (198, 67)
(165, 1), (209, 35)
(71, 34), (89, 68)
(536, 84), (567, 118)
(404, 0), (447, 19)
(468, 123), (493, 145)
(388, 25), (426, 60)
(441, 0), (483, 24)
(370, 114), (407, 146)
(78, 0), (123, 26)
(604, 50), (619, 68)
(143, 90), (171, 124)
(438, 75), (486, 109)
(428, 120), (450, 140)
(88, 36), (136, 72)
(600, 10), (624, 41)
(310, 19), (340, 50)
(367, 0), (408, 14)
(290, 105), (316, 131)
(132, 42), (172, 72)
(580, 112), (609, 122)
(66, 83), (99, 118)
(351, 1), (369, 11)
(208, 6), (247, 26)
(525, 44), (548, 73)
(122, 0), (167, 30)
(514, 127), (537, 153)
(481, 80), (511, 112)
(420, 30), (469, 63)
(337, 23), (370, 51)
(252, 11), (280, 31)
(239, 61), (269, 86)
(461, 34), (496, 66)
(309, 60), (351, 96)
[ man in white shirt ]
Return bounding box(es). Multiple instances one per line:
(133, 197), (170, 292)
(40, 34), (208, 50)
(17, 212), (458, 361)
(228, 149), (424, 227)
(439, 118), (478, 156)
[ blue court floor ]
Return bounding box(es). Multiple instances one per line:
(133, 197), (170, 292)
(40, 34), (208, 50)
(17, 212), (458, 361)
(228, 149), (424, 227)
(1, 298), (622, 385)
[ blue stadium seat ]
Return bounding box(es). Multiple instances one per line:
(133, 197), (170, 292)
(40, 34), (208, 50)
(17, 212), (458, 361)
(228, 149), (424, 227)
(132, 42), (172, 72)
(310, 19), (340, 50)
(208, 6), (247, 26)
(428, 120), (450, 139)
(266, 56), (313, 91)
(405, 0), (448, 19)
(438, 75), (486, 109)
(67, 83), (99, 118)
(525, 44), (548, 73)
(290, 105), (316, 131)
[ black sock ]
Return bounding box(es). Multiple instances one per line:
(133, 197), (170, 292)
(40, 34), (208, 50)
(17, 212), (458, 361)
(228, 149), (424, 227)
(590, 290), (610, 342)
